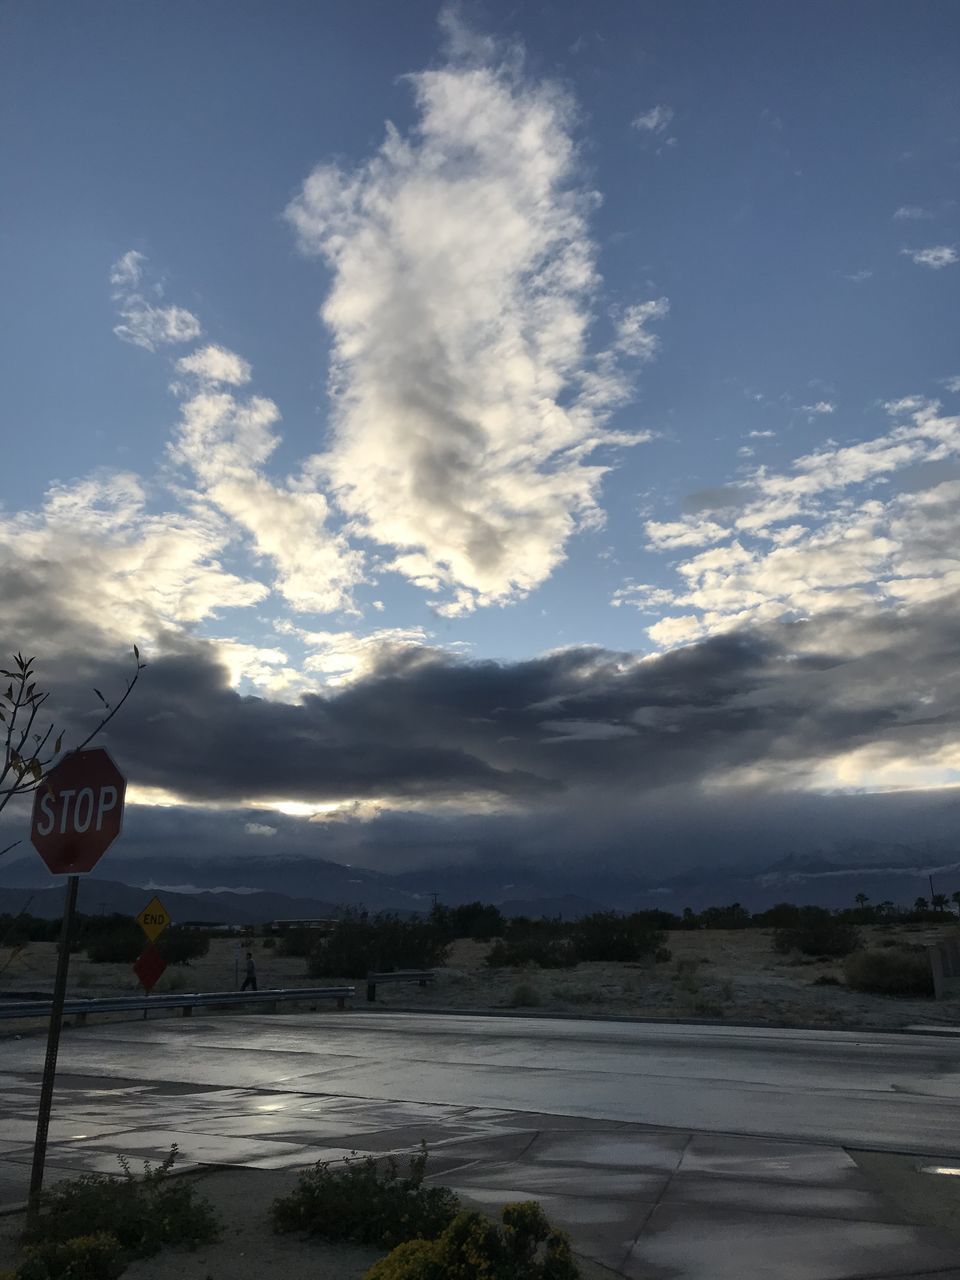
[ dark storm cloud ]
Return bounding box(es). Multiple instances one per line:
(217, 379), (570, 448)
(13, 588), (960, 812)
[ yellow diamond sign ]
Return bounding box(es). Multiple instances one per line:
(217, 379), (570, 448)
(136, 896), (171, 943)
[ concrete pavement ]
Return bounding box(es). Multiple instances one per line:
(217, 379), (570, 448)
(1, 1011), (959, 1277)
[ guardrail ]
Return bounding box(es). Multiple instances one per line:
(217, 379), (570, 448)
(0, 985), (355, 1023)
(365, 969), (436, 1001)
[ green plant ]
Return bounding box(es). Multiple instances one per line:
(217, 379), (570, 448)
(673, 957), (701, 994)
(16, 1233), (125, 1280)
(158, 929), (209, 966)
(718, 980), (734, 1001)
(508, 982), (541, 1007)
(812, 974), (841, 986)
(655, 946), (672, 963)
(162, 970), (189, 993)
(844, 949), (934, 996)
(486, 937), (578, 969)
(23, 1147), (221, 1259)
(364, 1201), (580, 1280)
(773, 908), (860, 958)
(261, 936), (277, 949)
(272, 1143), (459, 1248)
(571, 912), (664, 963)
(83, 918), (142, 964)
(308, 911), (450, 978)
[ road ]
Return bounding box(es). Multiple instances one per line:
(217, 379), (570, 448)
(4, 1011), (960, 1156)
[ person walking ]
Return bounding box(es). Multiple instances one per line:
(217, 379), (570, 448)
(240, 949), (257, 992)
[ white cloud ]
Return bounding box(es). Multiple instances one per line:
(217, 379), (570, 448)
(287, 35), (659, 615)
(627, 397), (960, 647)
(845, 269), (873, 283)
(170, 387), (364, 614)
(944, 377), (960, 393)
(615, 298), (669, 361)
(632, 105), (674, 134)
(110, 250), (202, 351)
(801, 401), (835, 416)
(245, 822), (278, 837)
(748, 430), (776, 438)
(278, 622), (432, 684)
(176, 345), (252, 386)
(894, 205), (933, 220)
(901, 245), (958, 270)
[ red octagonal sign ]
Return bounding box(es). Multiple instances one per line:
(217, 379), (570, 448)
(31, 748), (127, 875)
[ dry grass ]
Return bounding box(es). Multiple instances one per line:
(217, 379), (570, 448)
(2, 924), (959, 1034)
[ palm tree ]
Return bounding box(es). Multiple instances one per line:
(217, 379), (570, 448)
(952, 890), (960, 918)
(931, 893), (950, 915)
(914, 896), (929, 915)
(854, 893), (869, 910)
(877, 900), (895, 918)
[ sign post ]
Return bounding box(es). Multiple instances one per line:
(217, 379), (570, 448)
(28, 748), (126, 1197)
(134, 896), (170, 1012)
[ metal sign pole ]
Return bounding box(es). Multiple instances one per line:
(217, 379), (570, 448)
(30, 873), (80, 1197)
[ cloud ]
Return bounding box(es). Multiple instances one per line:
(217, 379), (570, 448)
(845, 270), (873, 283)
(169, 384), (364, 614)
(287, 26), (662, 616)
(623, 396), (960, 647)
(176, 345), (252, 386)
(110, 251), (202, 351)
(615, 298), (669, 361)
(632, 105), (674, 134)
(244, 822), (277, 837)
(893, 206), (933, 220)
(944, 377), (960, 393)
(801, 401), (836, 417)
(901, 246), (958, 270)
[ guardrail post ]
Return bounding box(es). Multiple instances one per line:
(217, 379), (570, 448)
(182, 1005), (193, 1017)
(366, 980), (376, 1002)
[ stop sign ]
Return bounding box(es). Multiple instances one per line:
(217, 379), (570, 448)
(31, 748), (127, 875)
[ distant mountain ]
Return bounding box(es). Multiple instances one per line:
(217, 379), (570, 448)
(0, 878), (344, 924)
(3, 841), (958, 920)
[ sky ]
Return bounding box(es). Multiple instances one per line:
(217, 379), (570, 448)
(2, 1), (960, 880)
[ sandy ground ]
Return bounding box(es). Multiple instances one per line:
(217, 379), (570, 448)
(2, 924), (959, 1032)
(0, 1167), (622, 1279)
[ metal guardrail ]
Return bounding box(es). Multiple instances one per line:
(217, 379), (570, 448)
(365, 969), (436, 1001)
(0, 985), (355, 1022)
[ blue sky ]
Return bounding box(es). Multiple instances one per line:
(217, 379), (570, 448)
(2, 1), (960, 841)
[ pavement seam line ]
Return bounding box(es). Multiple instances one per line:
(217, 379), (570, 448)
(620, 1131), (694, 1272)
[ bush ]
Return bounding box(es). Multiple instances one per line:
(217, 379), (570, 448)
(844, 949), (934, 996)
(508, 982), (541, 1007)
(655, 947), (672, 963)
(261, 936), (277, 949)
(431, 902), (505, 940)
(812, 974), (841, 986)
(83, 922), (142, 964)
(16, 1233), (124, 1280)
(571, 912), (664, 963)
(364, 1201), (580, 1280)
(22, 1147), (221, 1259)
(773, 908), (860, 958)
(272, 1143), (459, 1248)
(308, 911), (450, 978)
(158, 929), (209, 966)
(279, 929), (316, 958)
(486, 937), (578, 969)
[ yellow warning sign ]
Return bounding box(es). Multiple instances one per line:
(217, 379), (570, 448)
(136, 895), (171, 943)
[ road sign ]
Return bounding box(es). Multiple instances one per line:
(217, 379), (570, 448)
(136, 896), (171, 943)
(133, 945), (167, 993)
(31, 748), (126, 875)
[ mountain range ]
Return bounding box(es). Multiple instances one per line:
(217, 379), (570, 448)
(2, 842), (959, 922)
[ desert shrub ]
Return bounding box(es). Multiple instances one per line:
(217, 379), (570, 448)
(812, 974), (841, 986)
(486, 937), (578, 969)
(82, 918), (142, 964)
(162, 970), (188, 993)
(773, 908), (860, 958)
(23, 1148), (220, 1258)
(508, 982), (541, 1008)
(718, 980), (734, 1001)
(272, 1143), (458, 1248)
(278, 929), (315, 958)
(571, 912), (664, 963)
(0, 913), (61, 946)
(844, 949), (934, 996)
(16, 1233), (125, 1280)
(431, 902), (505, 940)
(752, 902), (802, 928)
(158, 929), (209, 966)
(364, 1202), (580, 1280)
(308, 911), (449, 978)
(673, 957), (701, 992)
(699, 903), (751, 930)
(261, 936), (276, 949)
(655, 946), (672, 963)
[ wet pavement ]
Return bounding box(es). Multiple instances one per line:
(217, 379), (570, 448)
(1, 1011), (959, 1277)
